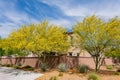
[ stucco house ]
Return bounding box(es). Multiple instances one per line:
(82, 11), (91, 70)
(67, 32), (91, 57)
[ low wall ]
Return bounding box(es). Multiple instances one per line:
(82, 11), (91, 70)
(0, 56), (113, 69)
(60, 56), (113, 69)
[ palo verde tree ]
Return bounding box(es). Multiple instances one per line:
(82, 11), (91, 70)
(24, 21), (70, 62)
(5, 21), (70, 63)
(73, 15), (120, 71)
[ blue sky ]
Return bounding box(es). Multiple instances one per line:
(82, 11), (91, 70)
(0, 0), (120, 38)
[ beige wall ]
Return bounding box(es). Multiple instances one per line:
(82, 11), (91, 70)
(67, 32), (91, 57)
(0, 56), (113, 69)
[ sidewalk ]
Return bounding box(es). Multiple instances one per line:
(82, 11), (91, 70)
(0, 67), (43, 80)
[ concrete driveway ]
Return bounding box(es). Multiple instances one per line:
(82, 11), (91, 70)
(0, 67), (43, 80)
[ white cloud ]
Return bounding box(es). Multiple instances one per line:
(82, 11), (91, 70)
(0, 24), (17, 38)
(63, 6), (90, 17)
(96, 4), (120, 18)
(41, 0), (120, 18)
(50, 19), (73, 28)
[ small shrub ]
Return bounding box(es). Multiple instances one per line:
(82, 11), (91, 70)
(58, 63), (67, 72)
(22, 65), (32, 68)
(106, 65), (113, 70)
(114, 72), (120, 75)
(49, 76), (59, 80)
(58, 72), (63, 76)
(24, 67), (34, 71)
(88, 73), (100, 80)
(0, 61), (2, 65)
(6, 64), (11, 67)
(40, 63), (48, 72)
(17, 62), (22, 66)
(77, 65), (89, 73)
(1, 64), (5, 66)
(117, 68), (120, 72)
(12, 65), (21, 69)
(22, 65), (34, 71)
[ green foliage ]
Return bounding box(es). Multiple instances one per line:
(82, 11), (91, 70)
(40, 63), (48, 72)
(77, 64), (89, 73)
(5, 49), (15, 56)
(49, 76), (59, 80)
(88, 73), (100, 80)
(0, 38), (4, 57)
(106, 65), (113, 70)
(0, 48), (4, 56)
(58, 63), (67, 72)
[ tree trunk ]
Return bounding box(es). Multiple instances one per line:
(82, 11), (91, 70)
(93, 55), (104, 72)
(9, 57), (13, 66)
(95, 56), (99, 72)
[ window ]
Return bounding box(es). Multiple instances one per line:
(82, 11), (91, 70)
(68, 52), (72, 56)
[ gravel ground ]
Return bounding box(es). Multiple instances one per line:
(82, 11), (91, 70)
(36, 70), (120, 80)
(0, 67), (43, 80)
